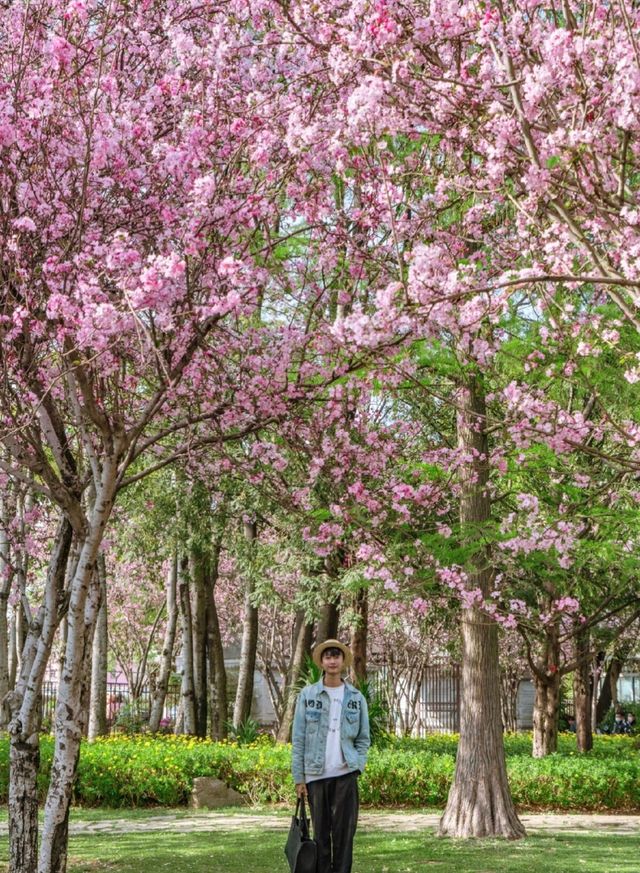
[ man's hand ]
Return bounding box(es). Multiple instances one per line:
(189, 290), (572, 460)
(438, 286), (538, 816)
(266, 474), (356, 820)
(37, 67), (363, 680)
(295, 782), (308, 798)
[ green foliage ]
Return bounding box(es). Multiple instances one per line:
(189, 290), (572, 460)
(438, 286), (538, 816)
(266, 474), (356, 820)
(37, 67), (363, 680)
(297, 653), (322, 688)
(0, 732), (637, 811)
(114, 702), (148, 735)
(353, 677), (392, 744)
(226, 717), (261, 745)
(362, 749), (455, 806)
(507, 754), (640, 810)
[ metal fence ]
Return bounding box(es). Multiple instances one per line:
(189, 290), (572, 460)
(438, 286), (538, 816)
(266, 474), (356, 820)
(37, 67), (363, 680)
(41, 681), (181, 732)
(41, 666), (462, 736)
(369, 659), (461, 736)
(39, 662), (585, 736)
(418, 663), (461, 734)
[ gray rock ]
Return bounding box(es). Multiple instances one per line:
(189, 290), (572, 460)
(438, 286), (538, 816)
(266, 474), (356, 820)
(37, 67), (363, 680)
(189, 777), (246, 809)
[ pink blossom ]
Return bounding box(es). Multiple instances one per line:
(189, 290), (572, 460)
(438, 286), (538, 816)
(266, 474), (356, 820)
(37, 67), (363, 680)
(218, 256), (243, 277)
(12, 217), (36, 232)
(412, 597), (429, 615)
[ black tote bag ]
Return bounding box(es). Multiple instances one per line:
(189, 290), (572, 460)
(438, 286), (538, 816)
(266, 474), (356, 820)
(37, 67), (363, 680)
(284, 796), (317, 873)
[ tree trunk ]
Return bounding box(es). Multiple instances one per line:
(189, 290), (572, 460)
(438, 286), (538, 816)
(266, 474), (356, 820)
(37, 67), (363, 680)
(148, 554), (178, 733)
(190, 547), (208, 738)
(7, 516), (73, 873)
(531, 623), (561, 758)
(0, 595), (10, 728)
(14, 490), (30, 685)
(257, 603), (288, 724)
(0, 493), (12, 727)
(439, 377), (524, 840)
(532, 674), (560, 757)
(595, 656), (623, 725)
(9, 733), (40, 873)
(45, 572), (101, 873)
(350, 587), (368, 683)
(277, 611), (313, 743)
(207, 536), (227, 741)
(233, 520), (259, 728)
(45, 568), (102, 873)
(573, 628), (592, 753)
(57, 617), (68, 685)
(173, 698), (184, 733)
(57, 542), (80, 685)
(610, 657), (622, 708)
(591, 660), (599, 733)
(8, 606), (18, 690)
(500, 667), (519, 733)
(316, 600), (340, 643)
(15, 595), (28, 680)
(39, 475), (117, 873)
(177, 554), (196, 735)
(88, 555), (108, 740)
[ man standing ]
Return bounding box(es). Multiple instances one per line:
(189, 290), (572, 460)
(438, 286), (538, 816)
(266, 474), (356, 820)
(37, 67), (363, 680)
(292, 639), (370, 873)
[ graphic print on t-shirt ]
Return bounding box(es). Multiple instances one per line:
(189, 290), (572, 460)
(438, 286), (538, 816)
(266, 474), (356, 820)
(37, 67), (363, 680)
(323, 683), (348, 778)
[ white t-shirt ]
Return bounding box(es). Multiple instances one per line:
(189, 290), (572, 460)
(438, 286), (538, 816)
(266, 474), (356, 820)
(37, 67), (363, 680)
(306, 682), (350, 783)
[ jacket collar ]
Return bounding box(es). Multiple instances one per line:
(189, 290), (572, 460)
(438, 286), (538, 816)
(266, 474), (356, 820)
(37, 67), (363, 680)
(310, 677), (355, 696)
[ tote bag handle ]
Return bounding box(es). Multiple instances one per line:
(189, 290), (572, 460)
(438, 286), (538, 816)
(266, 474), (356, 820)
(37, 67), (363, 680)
(295, 796), (311, 839)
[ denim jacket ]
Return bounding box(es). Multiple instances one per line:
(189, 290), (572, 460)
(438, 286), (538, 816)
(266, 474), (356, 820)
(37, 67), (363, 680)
(291, 679), (370, 785)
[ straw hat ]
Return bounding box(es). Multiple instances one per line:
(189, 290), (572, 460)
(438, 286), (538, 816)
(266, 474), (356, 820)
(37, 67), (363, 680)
(312, 639), (353, 668)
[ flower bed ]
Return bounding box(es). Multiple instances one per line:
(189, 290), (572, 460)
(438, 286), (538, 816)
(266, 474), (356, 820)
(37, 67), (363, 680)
(0, 732), (637, 810)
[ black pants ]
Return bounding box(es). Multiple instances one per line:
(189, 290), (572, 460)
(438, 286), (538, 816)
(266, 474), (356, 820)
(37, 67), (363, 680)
(307, 772), (359, 873)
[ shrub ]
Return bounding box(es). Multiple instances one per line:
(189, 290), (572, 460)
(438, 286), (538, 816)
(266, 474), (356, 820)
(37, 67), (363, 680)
(353, 679), (392, 744)
(113, 701), (148, 735)
(507, 755), (640, 811)
(72, 734), (291, 806)
(225, 717), (261, 746)
(359, 750), (455, 806)
(0, 731), (637, 810)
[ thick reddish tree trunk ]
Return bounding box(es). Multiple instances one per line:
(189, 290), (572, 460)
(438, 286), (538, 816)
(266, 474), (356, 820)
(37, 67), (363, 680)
(532, 675), (560, 757)
(439, 378), (525, 839)
(350, 587), (368, 683)
(573, 628), (592, 752)
(316, 600), (340, 644)
(531, 625), (561, 758)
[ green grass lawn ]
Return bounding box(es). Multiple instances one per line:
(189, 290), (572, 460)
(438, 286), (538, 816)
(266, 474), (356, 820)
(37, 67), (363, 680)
(1, 826), (638, 873)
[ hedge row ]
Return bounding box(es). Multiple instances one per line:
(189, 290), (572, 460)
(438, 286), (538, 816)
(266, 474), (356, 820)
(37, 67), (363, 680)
(377, 731), (638, 758)
(0, 733), (637, 811)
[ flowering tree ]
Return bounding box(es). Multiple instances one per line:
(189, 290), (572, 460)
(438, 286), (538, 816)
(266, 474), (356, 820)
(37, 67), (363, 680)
(245, 0), (640, 838)
(3, 0), (639, 862)
(0, 1), (332, 869)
